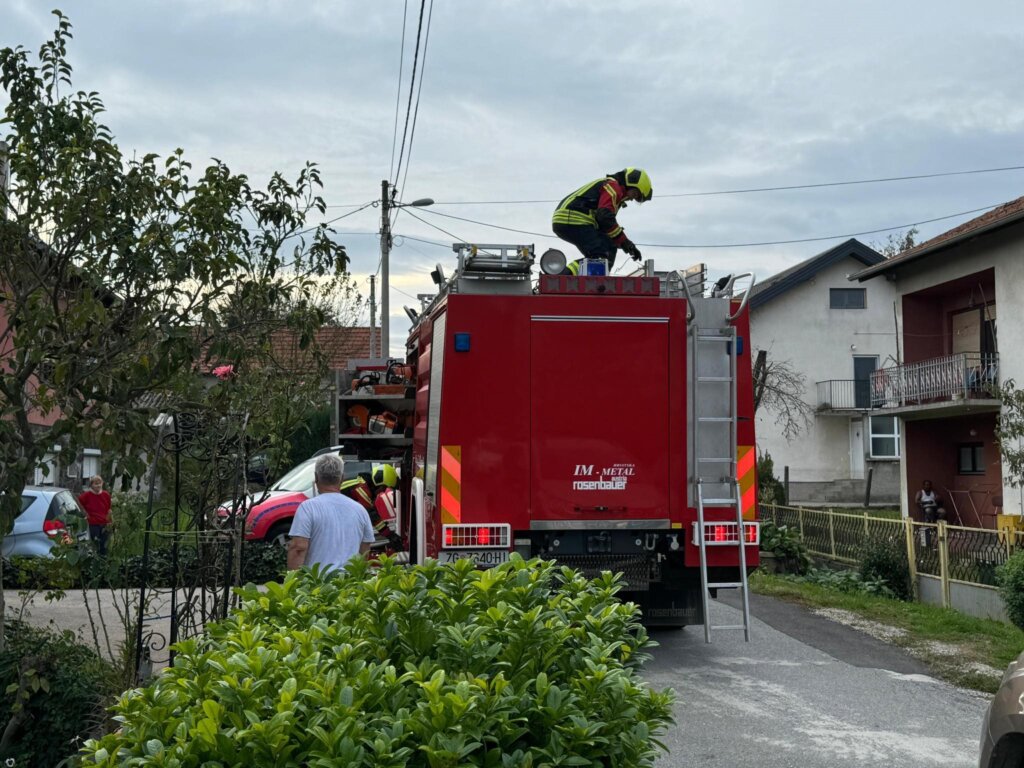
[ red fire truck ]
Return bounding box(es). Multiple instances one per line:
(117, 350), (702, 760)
(339, 244), (758, 640)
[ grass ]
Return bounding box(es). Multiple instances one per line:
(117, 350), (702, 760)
(750, 571), (1024, 693)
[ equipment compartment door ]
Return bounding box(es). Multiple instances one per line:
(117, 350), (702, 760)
(530, 316), (670, 522)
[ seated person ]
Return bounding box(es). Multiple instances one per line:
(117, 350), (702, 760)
(914, 480), (947, 523)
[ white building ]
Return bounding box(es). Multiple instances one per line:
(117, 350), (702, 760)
(749, 239), (899, 504)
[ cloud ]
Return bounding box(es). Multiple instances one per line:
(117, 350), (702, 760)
(3, 0), (1023, 353)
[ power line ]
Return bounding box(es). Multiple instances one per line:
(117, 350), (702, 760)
(399, 0), (434, 201)
(412, 200), (1008, 248)
(393, 284), (421, 301)
(388, 0), (410, 183)
(642, 203), (1006, 248)
(425, 164), (1024, 205)
(394, 233), (450, 248)
(401, 207), (466, 242)
(293, 200), (377, 237)
(321, 163), (1024, 209)
(391, 0), (428, 190)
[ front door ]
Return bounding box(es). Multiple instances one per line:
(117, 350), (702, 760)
(849, 419), (865, 480)
(853, 355), (879, 409)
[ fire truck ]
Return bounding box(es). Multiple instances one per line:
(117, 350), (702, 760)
(337, 244), (758, 641)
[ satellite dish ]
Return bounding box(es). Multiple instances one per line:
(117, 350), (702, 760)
(539, 248), (567, 276)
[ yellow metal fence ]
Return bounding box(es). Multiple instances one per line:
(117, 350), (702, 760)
(760, 504), (1024, 607)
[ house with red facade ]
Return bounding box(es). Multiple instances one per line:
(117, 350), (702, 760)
(853, 194), (1024, 527)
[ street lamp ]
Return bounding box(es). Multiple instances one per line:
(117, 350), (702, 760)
(380, 180), (433, 358)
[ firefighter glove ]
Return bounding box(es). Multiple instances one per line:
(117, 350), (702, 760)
(623, 240), (642, 261)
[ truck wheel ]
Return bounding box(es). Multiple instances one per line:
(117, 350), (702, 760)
(266, 521), (292, 549)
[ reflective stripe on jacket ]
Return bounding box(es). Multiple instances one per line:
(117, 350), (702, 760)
(552, 177), (628, 244)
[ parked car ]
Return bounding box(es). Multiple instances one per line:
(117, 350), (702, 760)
(979, 647), (1024, 768)
(219, 449), (377, 547)
(2, 487), (89, 557)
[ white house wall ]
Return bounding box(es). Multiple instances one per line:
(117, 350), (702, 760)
(751, 257), (898, 486)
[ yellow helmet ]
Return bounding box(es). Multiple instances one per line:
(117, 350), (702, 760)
(623, 168), (653, 202)
(371, 463), (398, 489)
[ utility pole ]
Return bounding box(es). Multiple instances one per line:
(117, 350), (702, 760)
(380, 179), (392, 359)
(368, 274), (377, 358)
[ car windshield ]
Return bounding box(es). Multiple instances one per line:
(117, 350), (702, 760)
(271, 459), (317, 492)
(271, 457), (373, 492)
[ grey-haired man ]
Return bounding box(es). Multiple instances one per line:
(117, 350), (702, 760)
(287, 454), (375, 572)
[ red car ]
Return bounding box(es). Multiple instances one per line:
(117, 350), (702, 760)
(221, 452), (375, 546)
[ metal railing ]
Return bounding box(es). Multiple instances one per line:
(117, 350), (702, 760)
(870, 352), (998, 408)
(816, 380), (871, 411)
(761, 504), (1024, 602)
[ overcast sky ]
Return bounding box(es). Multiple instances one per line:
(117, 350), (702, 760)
(4, 0), (1023, 355)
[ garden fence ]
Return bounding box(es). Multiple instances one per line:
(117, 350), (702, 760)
(760, 504), (1024, 609)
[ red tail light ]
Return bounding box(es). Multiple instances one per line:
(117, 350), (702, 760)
(714, 525), (727, 542)
(444, 527), (454, 547)
(43, 519), (66, 539)
(476, 527), (490, 546)
(745, 524), (757, 543)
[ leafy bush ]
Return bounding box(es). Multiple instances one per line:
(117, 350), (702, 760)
(0, 621), (118, 767)
(81, 556), (674, 767)
(796, 567), (896, 598)
(997, 549), (1024, 630)
(240, 540), (287, 584)
(859, 538), (912, 601)
(759, 520), (810, 575)
(757, 452), (787, 506)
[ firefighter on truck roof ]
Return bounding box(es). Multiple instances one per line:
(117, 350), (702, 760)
(341, 463), (403, 550)
(551, 168), (653, 275)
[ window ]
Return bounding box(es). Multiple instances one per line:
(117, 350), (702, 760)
(34, 451), (59, 485)
(82, 448), (101, 481)
(958, 443), (984, 475)
(869, 416), (900, 459)
(830, 288), (866, 309)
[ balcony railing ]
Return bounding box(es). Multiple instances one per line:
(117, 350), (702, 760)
(870, 353), (999, 408)
(816, 353), (999, 413)
(816, 380), (869, 411)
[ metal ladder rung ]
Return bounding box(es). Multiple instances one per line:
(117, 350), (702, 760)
(697, 457), (735, 463)
(709, 582), (745, 589)
(697, 376), (733, 382)
(698, 416), (732, 423)
(702, 498), (737, 505)
(696, 335), (731, 342)
(711, 624), (748, 631)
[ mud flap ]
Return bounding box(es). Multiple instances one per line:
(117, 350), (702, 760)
(635, 584), (703, 627)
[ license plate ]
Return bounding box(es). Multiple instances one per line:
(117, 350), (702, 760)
(440, 549), (510, 568)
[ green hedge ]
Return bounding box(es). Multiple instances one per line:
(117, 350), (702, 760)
(0, 622), (117, 767)
(998, 549), (1024, 630)
(81, 556), (674, 767)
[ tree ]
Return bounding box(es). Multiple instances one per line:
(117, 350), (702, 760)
(995, 379), (1024, 488)
(752, 348), (813, 442)
(871, 227), (918, 259)
(0, 13), (349, 645)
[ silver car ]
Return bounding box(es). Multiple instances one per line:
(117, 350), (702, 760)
(1, 487), (89, 557)
(980, 648), (1024, 768)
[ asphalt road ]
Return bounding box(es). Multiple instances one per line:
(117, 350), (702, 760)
(646, 593), (990, 768)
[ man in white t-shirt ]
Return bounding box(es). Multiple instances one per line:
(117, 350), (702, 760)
(287, 454), (375, 572)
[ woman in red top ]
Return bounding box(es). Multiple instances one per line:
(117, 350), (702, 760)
(78, 475), (112, 556)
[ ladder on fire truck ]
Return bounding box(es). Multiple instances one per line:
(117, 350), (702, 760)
(684, 269), (755, 643)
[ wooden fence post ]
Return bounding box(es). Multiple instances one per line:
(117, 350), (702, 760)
(798, 507), (805, 539)
(904, 518), (918, 600)
(937, 521), (951, 609)
(828, 512), (837, 559)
